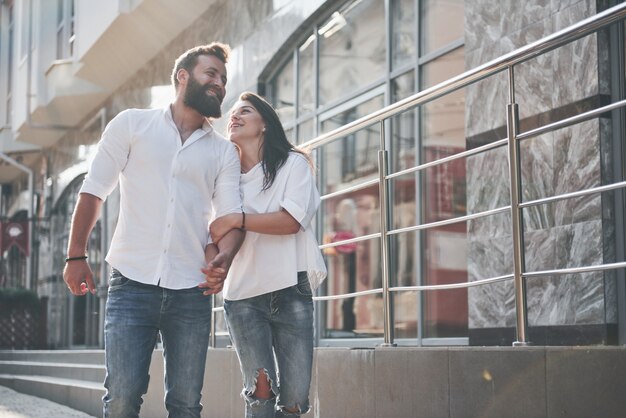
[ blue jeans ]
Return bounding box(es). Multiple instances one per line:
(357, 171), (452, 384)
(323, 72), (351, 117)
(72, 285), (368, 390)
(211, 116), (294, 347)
(224, 272), (314, 418)
(103, 269), (212, 418)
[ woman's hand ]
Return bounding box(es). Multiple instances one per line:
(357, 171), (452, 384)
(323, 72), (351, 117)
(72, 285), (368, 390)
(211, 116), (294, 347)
(210, 213), (241, 243)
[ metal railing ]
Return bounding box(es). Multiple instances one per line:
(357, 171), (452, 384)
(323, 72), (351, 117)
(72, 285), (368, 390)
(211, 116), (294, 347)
(210, 2), (626, 348)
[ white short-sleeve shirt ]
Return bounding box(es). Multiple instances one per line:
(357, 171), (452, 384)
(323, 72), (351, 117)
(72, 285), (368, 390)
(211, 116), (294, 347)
(80, 107), (242, 289)
(222, 152), (327, 300)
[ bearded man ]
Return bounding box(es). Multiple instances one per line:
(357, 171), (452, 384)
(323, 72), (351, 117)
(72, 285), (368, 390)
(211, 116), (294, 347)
(63, 43), (244, 418)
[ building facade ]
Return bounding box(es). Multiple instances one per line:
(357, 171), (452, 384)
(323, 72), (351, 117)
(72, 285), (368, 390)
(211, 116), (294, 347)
(0, 0), (624, 348)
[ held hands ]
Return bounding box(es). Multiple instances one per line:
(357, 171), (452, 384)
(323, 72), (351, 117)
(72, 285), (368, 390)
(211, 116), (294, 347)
(198, 252), (232, 296)
(209, 213), (241, 243)
(63, 260), (97, 296)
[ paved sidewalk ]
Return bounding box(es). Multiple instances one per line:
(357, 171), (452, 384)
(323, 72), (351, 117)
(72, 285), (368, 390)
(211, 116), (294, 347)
(0, 385), (96, 418)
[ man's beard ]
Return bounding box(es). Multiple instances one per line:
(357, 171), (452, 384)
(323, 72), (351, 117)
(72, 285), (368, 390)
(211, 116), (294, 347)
(184, 76), (223, 118)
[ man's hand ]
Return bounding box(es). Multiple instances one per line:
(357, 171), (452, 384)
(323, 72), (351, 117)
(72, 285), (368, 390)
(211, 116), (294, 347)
(198, 252), (232, 296)
(63, 260), (97, 296)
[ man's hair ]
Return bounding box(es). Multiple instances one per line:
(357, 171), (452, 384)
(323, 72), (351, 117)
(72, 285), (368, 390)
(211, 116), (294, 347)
(171, 42), (231, 88)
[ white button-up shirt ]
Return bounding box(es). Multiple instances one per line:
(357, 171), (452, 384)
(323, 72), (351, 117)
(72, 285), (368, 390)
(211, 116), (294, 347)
(80, 107), (242, 289)
(223, 152), (327, 300)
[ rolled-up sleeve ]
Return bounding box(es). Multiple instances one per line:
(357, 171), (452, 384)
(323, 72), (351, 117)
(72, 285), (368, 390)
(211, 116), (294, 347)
(80, 110), (131, 200)
(212, 143), (243, 218)
(280, 155), (320, 230)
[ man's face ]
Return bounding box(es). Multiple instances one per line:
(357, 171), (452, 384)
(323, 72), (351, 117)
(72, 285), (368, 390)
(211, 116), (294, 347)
(183, 54), (227, 118)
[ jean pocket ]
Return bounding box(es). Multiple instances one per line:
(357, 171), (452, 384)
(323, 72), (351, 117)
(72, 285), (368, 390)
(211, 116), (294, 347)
(108, 269), (130, 290)
(294, 271), (312, 297)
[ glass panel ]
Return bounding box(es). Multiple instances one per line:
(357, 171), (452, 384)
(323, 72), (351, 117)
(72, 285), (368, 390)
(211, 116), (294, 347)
(320, 94), (384, 191)
(391, 0), (416, 70)
(298, 34), (315, 116)
(321, 295), (384, 338)
(390, 71), (416, 173)
(421, 50), (466, 166)
(394, 290), (418, 338)
(421, 46), (464, 89)
(421, 0), (464, 55)
(297, 118), (314, 145)
(318, 0), (385, 105)
(321, 190), (380, 240)
(423, 225), (468, 338)
(271, 55), (295, 123)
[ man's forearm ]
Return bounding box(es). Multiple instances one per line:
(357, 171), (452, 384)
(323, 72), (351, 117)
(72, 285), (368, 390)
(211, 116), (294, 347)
(216, 227), (245, 263)
(67, 193), (103, 257)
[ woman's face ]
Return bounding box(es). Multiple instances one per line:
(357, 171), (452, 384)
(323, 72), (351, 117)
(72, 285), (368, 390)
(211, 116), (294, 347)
(227, 100), (265, 146)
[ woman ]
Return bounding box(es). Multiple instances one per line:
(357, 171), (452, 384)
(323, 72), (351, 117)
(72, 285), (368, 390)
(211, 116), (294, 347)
(209, 92), (327, 417)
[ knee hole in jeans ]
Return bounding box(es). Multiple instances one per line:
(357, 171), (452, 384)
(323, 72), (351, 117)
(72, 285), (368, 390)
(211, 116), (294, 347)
(250, 368), (275, 400)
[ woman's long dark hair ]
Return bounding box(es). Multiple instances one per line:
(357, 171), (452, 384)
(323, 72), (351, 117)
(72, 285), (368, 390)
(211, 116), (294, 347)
(239, 92), (309, 190)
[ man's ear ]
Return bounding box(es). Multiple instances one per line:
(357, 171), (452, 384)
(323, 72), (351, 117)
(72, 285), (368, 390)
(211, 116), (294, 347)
(177, 68), (189, 86)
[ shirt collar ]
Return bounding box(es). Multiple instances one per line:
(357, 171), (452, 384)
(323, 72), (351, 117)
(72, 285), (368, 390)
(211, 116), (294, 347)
(163, 104), (215, 135)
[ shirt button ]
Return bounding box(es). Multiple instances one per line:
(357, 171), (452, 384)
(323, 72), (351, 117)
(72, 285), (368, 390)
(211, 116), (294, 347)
(167, 224), (171, 228)
(170, 198), (174, 203)
(163, 249), (167, 254)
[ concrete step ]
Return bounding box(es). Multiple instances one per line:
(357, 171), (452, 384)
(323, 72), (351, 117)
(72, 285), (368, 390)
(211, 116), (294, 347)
(0, 374), (104, 417)
(0, 360), (105, 382)
(0, 349), (104, 365)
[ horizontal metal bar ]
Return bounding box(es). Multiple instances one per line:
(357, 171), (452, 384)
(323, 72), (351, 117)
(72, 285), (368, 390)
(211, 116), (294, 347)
(313, 288), (384, 301)
(387, 139), (508, 180)
(517, 98), (626, 141)
(388, 206), (510, 236)
(390, 274), (514, 292)
(319, 232), (381, 249)
(301, 3), (626, 151)
(520, 181), (626, 208)
(321, 178), (379, 201)
(211, 306), (224, 313)
(523, 261), (626, 278)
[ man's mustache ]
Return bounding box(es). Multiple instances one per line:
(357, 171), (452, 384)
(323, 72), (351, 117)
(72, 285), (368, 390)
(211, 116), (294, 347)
(205, 85), (224, 102)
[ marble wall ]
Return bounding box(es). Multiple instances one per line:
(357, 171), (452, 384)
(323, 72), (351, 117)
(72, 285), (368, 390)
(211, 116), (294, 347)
(465, 0), (618, 340)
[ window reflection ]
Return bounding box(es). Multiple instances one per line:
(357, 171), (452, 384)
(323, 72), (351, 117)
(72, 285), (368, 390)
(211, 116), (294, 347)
(298, 35), (315, 116)
(297, 118), (314, 145)
(321, 95), (383, 190)
(421, 0), (464, 55)
(321, 295), (384, 338)
(391, 0), (416, 70)
(390, 71), (417, 173)
(270, 56), (295, 123)
(318, 0), (385, 105)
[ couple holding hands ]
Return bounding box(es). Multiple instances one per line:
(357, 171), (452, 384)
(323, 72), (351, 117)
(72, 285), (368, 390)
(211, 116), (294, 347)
(63, 42), (326, 418)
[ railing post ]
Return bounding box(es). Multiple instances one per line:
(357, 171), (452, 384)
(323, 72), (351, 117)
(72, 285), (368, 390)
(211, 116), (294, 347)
(378, 120), (395, 346)
(210, 295), (217, 348)
(506, 66), (530, 346)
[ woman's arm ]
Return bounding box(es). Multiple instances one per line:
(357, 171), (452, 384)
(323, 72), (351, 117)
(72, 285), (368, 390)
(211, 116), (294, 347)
(210, 209), (300, 242)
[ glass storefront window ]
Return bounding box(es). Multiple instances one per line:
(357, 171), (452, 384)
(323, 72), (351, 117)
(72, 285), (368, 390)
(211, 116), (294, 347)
(320, 94), (384, 192)
(390, 71), (416, 173)
(297, 118), (314, 145)
(421, 0), (464, 55)
(421, 48), (466, 163)
(391, 0), (416, 70)
(270, 55), (295, 123)
(318, 0), (385, 106)
(298, 34), (315, 116)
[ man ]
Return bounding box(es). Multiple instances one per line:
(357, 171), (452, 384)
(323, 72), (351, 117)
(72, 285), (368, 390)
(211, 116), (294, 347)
(63, 43), (244, 418)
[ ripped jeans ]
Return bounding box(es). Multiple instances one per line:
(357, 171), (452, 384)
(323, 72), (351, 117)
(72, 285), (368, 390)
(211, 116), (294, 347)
(224, 272), (314, 417)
